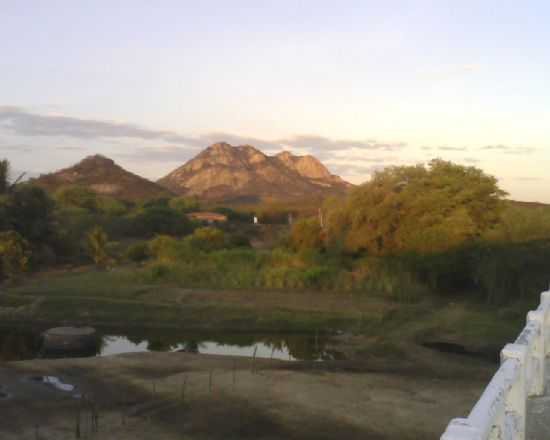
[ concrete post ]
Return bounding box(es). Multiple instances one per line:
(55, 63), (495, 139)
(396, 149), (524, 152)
(501, 344), (527, 440)
(526, 311), (545, 396)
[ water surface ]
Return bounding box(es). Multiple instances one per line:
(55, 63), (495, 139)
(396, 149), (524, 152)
(0, 327), (339, 362)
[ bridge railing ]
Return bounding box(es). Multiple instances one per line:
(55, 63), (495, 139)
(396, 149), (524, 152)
(441, 289), (550, 440)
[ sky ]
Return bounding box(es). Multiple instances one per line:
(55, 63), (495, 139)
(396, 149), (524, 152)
(1, 0), (549, 202)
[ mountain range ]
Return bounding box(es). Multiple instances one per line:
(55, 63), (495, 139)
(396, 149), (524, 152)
(157, 142), (350, 203)
(32, 143), (351, 203)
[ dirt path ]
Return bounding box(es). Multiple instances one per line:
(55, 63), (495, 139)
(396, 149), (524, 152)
(0, 351), (488, 440)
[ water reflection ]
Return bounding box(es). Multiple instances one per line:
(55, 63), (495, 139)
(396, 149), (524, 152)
(0, 327), (338, 362)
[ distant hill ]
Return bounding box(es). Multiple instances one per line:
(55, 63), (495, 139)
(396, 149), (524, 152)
(157, 142), (351, 203)
(31, 155), (173, 201)
(508, 200), (550, 209)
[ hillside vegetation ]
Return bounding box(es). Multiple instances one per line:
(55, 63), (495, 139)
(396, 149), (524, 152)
(1, 157), (549, 308)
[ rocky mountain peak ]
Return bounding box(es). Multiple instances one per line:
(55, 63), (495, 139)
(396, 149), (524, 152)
(32, 155), (172, 201)
(275, 151), (332, 180)
(157, 142), (351, 202)
(77, 154), (116, 168)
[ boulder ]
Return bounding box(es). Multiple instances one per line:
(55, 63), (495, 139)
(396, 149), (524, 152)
(41, 327), (98, 355)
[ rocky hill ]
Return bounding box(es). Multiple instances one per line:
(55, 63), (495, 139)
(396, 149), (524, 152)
(157, 142), (351, 203)
(32, 155), (173, 201)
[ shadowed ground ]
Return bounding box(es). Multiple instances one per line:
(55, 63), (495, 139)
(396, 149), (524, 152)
(0, 351), (488, 440)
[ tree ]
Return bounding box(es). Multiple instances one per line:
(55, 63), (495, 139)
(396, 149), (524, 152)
(0, 231), (30, 280)
(169, 196), (199, 213)
(55, 185), (98, 212)
(326, 160), (506, 255)
(6, 185), (55, 244)
(131, 205), (192, 237)
(0, 159), (9, 194)
(86, 226), (110, 267)
(290, 218), (323, 251)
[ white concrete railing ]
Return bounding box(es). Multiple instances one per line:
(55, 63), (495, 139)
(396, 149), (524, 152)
(441, 289), (550, 440)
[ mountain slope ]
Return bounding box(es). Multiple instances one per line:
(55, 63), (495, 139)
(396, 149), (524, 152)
(157, 142), (351, 203)
(32, 155), (173, 201)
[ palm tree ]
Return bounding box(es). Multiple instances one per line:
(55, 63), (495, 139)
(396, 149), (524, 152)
(0, 160), (9, 194)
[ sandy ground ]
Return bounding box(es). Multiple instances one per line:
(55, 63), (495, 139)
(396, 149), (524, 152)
(0, 351), (490, 440)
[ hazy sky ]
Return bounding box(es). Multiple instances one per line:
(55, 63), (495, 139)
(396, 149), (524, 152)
(1, 1), (549, 201)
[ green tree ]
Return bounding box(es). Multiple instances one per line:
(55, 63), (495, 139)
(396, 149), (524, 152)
(169, 196), (199, 213)
(130, 205), (192, 238)
(86, 226), (110, 267)
(96, 196), (128, 216)
(55, 185), (98, 211)
(326, 160), (506, 255)
(0, 231), (30, 279)
(1, 183), (56, 246)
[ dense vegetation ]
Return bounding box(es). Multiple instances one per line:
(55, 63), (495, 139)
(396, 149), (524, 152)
(1, 158), (549, 305)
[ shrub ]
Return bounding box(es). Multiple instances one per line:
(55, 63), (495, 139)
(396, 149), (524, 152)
(0, 230), (30, 279)
(148, 235), (180, 262)
(86, 226), (110, 268)
(191, 227), (225, 251)
(125, 242), (150, 262)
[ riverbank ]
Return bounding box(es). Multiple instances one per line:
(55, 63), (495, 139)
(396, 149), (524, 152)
(0, 266), (533, 360)
(1, 350), (491, 440)
(0, 267), (537, 439)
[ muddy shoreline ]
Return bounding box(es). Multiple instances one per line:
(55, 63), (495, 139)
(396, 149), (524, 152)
(0, 350), (489, 440)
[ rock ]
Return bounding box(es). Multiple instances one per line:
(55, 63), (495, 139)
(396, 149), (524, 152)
(41, 327), (99, 355)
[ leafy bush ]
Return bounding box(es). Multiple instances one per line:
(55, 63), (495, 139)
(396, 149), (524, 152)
(125, 242), (150, 262)
(86, 226), (110, 267)
(191, 227), (225, 251)
(148, 235), (180, 262)
(0, 231), (30, 280)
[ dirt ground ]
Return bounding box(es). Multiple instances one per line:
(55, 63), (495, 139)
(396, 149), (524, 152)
(0, 350), (491, 440)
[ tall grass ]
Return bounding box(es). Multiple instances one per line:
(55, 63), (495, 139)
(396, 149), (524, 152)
(133, 229), (550, 306)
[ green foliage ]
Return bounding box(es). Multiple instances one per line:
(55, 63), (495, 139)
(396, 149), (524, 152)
(55, 185), (98, 211)
(191, 227), (225, 251)
(0, 159), (9, 194)
(169, 196), (199, 213)
(148, 235), (181, 263)
(96, 196), (128, 216)
(124, 242), (150, 262)
(290, 218), (323, 251)
(1, 183), (56, 245)
(485, 203), (550, 243)
(327, 160), (506, 255)
(86, 226), (110, 267)
(130, 205), (192, 238)
(0, 231), (30, 279)
(224, 232), (251, 248)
